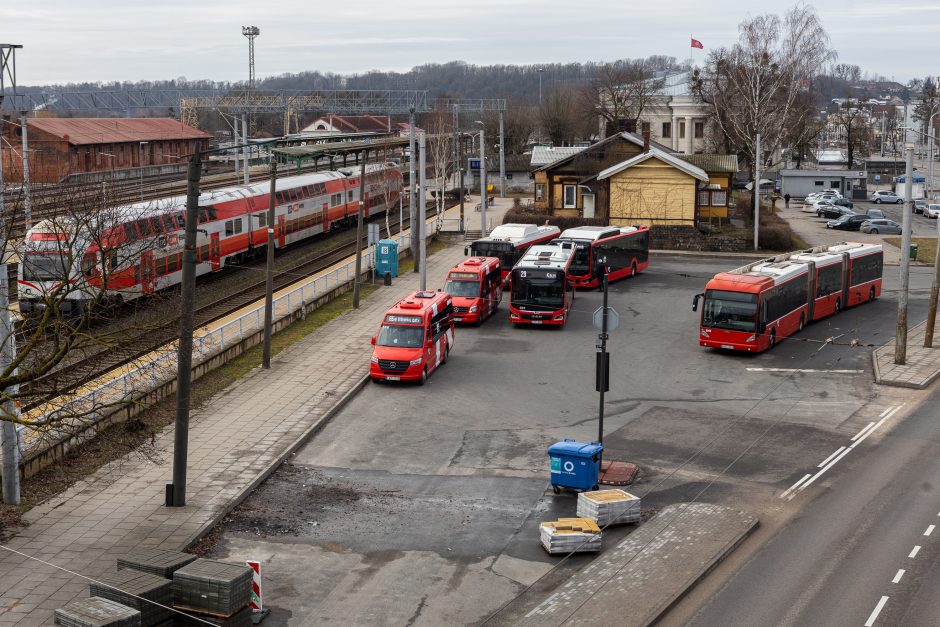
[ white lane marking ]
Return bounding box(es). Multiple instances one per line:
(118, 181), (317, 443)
(910, 546), (921, 559)
(892, 569), (905, 583)
(926, 525), (935, 537)
(800, 447), (853, 491)
(852, 422), (877, 442)
(851, 405), (902, 450)
(780, 474), (813, 499)
(819, 447), (847, 468)
(745, 367), (863, 373)
(865, 596), (889, 627)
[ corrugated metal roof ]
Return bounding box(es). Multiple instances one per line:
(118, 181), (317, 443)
(28, 118), (210, 145)
(676, 154), (739, 173)
(530, 145), (585, 168)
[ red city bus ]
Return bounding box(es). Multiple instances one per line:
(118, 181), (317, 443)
(554, 225), (651, 289)
(693, 242), (883, 352)
(443, 257), (502, 324)
(370, 290), (454, 384)
(509, 242), (576, 326)
(467, 223), (560, 282)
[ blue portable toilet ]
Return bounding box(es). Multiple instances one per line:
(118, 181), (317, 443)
(548, 439), (603, 494)
(375, 239), (399, 278)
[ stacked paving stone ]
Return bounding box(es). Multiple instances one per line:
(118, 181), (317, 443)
(117, 548), (197, 578)
(54, 596), (141, 627)
(172, 559), (253, 625)
(90, 569), (173, 627)
(539, 518), (602, 554)
(577, 489), (642, 526)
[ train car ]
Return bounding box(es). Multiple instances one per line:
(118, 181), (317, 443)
(18, 163), (402, 313)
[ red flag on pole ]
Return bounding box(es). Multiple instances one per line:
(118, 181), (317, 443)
(691, 38), (704, 49)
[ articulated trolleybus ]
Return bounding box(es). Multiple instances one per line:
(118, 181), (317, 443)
(467, 223), (560, 282)
(693, 242), (883, 352)
(554, 225), (651, 289)
(509, 242), (576, 326)
(443, 257), (502, 325)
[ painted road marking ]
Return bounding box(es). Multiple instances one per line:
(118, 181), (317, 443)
(909, 546), (921, 559)
(892, 569), (905, 584)
(925, 525), (935, 537)
(865, 596), (889, 627)
(852, 422), (876, 442)
(780, 474), (812, 499)
(819, 447), (847, 468)
(800, 447), (853, 491)
(745, 367), (863, 374)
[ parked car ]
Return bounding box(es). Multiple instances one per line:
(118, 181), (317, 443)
(817, 205), (855, 219)
(870, 190), (904, 204)
(865, 209), (886, 219)
(927, 204), (940, 219)
(914, 199), (927, 214)
(833, 198), (854, 209)
(826, 214), (869, 231)
(861, 219), (902, 234)
(807, 193), (841, 204)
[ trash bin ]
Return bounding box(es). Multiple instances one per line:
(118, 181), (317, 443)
(375, 239), (399, 278)
(910, 244), (919, 261)
(548, 439), (603, 494)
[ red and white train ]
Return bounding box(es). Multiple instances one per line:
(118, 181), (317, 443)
(18, 163), (403, 313)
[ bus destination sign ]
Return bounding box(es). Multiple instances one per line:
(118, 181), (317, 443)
(448, 272), (478, 279)
(385, 314), (422, 325)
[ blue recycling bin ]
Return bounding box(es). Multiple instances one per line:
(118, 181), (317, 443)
(548, 439), (603, 493)
(375, 239), (399, 278)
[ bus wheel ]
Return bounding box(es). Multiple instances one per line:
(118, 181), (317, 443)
(419, 367), (428, 386)
(442, 346), (449, 365)
(834, 298), (841, 314)
(769, 329), (777, 348)
(631, 262), (637, 277)
(371, 377), (382, 384)
(870, 286), (876, 302)
(798, 314), (805, 332)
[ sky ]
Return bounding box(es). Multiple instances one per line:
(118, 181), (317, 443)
(4, 0), (938, 87)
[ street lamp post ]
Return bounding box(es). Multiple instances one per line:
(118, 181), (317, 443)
(538, 67), (544, 106)
(139, 141), (149, 201)
(475, 121), (487, 237)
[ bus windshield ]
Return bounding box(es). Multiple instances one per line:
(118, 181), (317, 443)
(376, 324), (424, 348)
(443, 280), (480, 298)
(512, 274), (564, 310)
(471, 242), (514, 271)
(702, 290), (758, 332)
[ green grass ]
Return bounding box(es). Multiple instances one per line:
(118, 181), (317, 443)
(884, 236), (937, 264)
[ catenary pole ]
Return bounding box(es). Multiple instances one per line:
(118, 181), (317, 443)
(20, 113), (30, 231)
(0, 137), (19, 505)
(419, 134), (427, 290)
(242, 112), (249, 185)
(480, 126), (488, 238)
(262, 160), (277, 367)
(171, 150), (202, 507)
(353, 151), (367, 307)
(499, 110), (506, 198)
(753, 134), (760, 251)
(926, 119), (939, 347)
(409, 108), (418, 274)
(896, 144), (914, 364)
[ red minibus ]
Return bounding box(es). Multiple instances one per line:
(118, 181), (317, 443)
(693, 242), (882, 352)
(371, 290), (454, 384)
(467, 223), (560, 282)
(509, 242), (576, 326)
(443, 257), (502, 324)
(554, 225), (651, 289)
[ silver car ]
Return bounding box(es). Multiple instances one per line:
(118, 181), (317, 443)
(870, 191), (904, 204)
(861, 219), (902, 234)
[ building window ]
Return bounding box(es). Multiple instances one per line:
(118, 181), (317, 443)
(563, 185), (577, 209)
(698, 191), (710, 206)
(679, 122), (686, 139)
(831, 181), (841, 189)
(694, 121), (704, 139)
(535, 183), (546, 202)
(662, 122), (672, 139)
(815, 180), (824, 187)
(711, 190), (727, 206)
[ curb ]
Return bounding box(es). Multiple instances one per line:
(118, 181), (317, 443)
(182, 371), (370, 550)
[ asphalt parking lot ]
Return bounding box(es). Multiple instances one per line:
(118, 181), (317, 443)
(204, 252), (931, 626)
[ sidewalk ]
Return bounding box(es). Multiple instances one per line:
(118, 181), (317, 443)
(873, 318), (940, 388)
(0, 244), (467, 625)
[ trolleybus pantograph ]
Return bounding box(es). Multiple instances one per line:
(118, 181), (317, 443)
(692, 242), (883, 352)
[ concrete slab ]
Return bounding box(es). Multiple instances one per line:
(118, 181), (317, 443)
(514, 503), (758, 627)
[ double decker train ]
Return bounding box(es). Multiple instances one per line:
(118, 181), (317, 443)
(18, 163), (403, 313)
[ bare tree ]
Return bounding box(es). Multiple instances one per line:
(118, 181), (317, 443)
(482, 105), (537, 155)
(582, 60), (666, 137)
(914, 78), (940, 144)
(539, 86), (583, 146)
(828, 100), (874, 166)
(691, 5), (837, 184)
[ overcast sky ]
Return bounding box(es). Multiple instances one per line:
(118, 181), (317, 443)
(5, 0), (937, 86)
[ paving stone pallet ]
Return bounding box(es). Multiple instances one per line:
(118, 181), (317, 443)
(172, 559), (253, 617)
(90, 568), (174, 626)
(118, 548), (198, 579)
(539, 518), (603, 555)
(577, 489), (642, 526)
(54, 596), (142, 627)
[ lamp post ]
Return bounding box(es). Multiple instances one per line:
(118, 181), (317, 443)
(538, 67), (544, 106)
(475, 121), (487, 237)
(139, 141), (149, 201)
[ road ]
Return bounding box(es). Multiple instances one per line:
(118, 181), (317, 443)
(688, 390), (940, 627)
(202, 252), (931, 625)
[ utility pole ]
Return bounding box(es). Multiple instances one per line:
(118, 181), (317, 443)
(538, 67), (544, 106)
(353, 151), (367, 307)
(498, 110), (506, 198)
(262, 160), (277, 367)
(170, 150), (202, 507)
(895, 144), (914, 364)
(479, 123), (488, 237)
(596, 271), (610, 446)
(418, 134), (427, 290)
(409, 108), (418, 274)
(19, 112), (30, 231)
(233, 117), (240, 179)
(753, 134), (761, 251)
(0, 42), (23, 506)
(926, 117), (940, 346)
(242, 112), (249, 185)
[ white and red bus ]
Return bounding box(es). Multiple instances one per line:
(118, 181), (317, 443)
(509, 242), (576, 326)
(693, 242), (883, 352)
(18, 163), (402, 313)
(467, 223), (560, 282)
(370, 290), (454, 385)
(554, 225), (650, 289)
(443, 256), (502, 325)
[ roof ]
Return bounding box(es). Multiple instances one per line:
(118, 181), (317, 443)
(27, 118), (210, 146)
(530, 146), (587, 168)
(486, 155), (532, 172)
(273, 137), (409, 160)
(654, 70), (693, 97)
(558, 225), (639, 241)
(676, 154), (739, 174)
(597, 147), (709, 182)
(302, 115), (398, 134)
(534, 132), (675, 172)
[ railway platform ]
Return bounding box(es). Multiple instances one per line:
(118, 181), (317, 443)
(0, 242), (467, 625)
